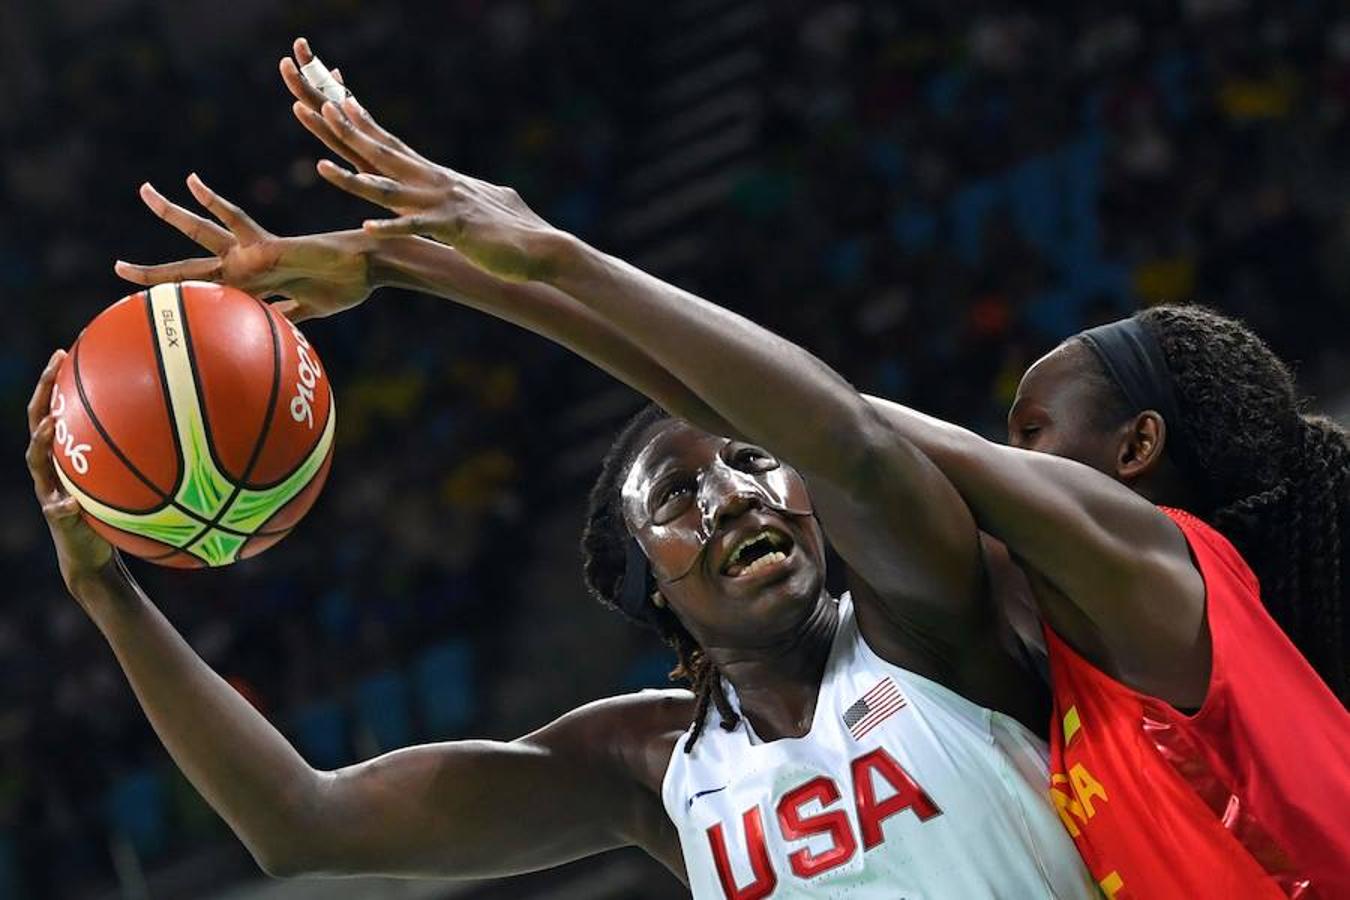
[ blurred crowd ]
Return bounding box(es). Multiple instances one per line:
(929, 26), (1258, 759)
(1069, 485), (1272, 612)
(2, 0), (1349, 897)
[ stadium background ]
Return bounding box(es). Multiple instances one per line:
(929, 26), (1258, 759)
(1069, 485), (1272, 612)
(2, 0), (1349, 897)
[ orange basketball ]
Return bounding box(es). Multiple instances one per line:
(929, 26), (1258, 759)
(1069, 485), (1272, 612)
(48, 282), (335, 568)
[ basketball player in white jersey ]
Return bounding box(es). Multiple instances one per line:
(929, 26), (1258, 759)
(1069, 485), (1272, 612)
(39, 40), (1100, 898)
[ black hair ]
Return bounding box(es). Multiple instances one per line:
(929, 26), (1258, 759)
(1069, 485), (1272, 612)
(580, 404), (741, 751)
(1079, 305), (1348, 701)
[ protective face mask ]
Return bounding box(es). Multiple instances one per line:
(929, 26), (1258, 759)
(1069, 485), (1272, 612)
(622, 443), (813, 582)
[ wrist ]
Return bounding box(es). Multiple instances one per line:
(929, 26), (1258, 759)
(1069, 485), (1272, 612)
(71, 553), (141, 620)
(532, 228), (589, 286)
(331, 229), (390, 289)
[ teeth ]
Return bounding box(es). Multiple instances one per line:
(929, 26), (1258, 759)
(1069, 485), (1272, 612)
(742, 550), (787, 576)
(728, 530), (786, 567)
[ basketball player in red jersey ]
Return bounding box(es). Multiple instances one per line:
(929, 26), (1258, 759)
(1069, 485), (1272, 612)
(115, 39), (1348, 897)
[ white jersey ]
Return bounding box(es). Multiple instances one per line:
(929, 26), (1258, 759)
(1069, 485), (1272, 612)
(661, 593), (1095, 899)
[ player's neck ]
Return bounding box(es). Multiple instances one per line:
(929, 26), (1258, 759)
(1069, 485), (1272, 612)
(1128, 458), (1201, 512)
(709, 592), (839, 741)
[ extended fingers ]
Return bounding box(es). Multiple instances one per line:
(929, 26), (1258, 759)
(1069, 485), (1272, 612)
(321, 101), (422, 179)
(294, 37), (316, 67)
(341, 96), (427, 163)
(114, 257), (223, 286)
(27, 350), (65, 434)
(186, 174), (264, 238)
(139, 182), (232, 255)
(26, 414), (67, 506)
(292, 102), (375, 172)
(315, 159), (417, 209)
(361, 216), (429, 238)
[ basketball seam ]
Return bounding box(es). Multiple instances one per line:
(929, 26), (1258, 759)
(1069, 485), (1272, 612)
(144, 290), (187, 497)
(178, 287), (284, 561)
(87, 517), (183, 560)
(241, 306), (332, 491)
(174, 282), (239, 494)
(69, 333), (179, 517)
(248, 443), (334, 538)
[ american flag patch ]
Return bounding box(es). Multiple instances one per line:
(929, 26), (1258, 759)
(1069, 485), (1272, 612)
(842, 677), (907, 740)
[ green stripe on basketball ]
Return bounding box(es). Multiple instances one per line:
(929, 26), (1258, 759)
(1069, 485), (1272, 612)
(55, 467), (204, 545)
(218, 404), (335, 534)
(149, 285), (238, 521)
(193, 530), (248, 567)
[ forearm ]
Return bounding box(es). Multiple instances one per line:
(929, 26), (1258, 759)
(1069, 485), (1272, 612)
(370, 236), (733, 436)
(546, 236), (881, 476)
(79, 558), (320, 873)
(864, 396), (1177, 592)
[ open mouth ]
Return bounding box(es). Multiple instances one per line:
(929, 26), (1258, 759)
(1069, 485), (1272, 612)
(721, 528), (794, 578)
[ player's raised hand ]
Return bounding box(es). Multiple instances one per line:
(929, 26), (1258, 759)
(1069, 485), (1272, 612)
(280, 38), (374, 173)
(27, 350), (116, 599)
(309, 94), (562, 283)
(115, 174), (377, 322)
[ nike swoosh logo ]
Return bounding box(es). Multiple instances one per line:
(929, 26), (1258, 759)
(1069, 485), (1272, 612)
(687, 786), (728, 809)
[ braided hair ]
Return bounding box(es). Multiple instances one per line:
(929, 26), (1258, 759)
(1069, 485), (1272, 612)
(1080, 305), (1349, 700)
(581, 404), (741, 751)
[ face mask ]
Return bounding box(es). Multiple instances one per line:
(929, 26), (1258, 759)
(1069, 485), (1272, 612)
(621, 439), (813, 582)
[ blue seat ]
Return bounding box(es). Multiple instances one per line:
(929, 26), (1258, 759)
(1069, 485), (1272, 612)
(354, 670), (413, 753)
(291, 698), (348, 770)
(948, 178), (1001, 265)
(413, 640), (476, 737)
(1005, 153), (1058, 253)
(105, 769), (167, 860)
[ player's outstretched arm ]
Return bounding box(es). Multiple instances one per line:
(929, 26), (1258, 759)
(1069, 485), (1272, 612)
(282, 46), (1204, 703)
(117, 179), (731, 434)
(115, 174), (376, 323)
(25, 356), (678, 880)
(282, 43), (992, 634)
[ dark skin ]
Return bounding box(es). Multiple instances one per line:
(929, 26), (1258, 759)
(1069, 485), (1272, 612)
(1000, 342), (1211, 700)
(272, 48), (1201, 707)
(30, 361), (1039, 883)
(621, 422), (839, 741)
(72, 35), (1213, 887)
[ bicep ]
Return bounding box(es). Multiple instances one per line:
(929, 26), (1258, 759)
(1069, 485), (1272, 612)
(294, 734), (639, 879)
(806, 412), (986, 631)
(879, 407), (1208, 699)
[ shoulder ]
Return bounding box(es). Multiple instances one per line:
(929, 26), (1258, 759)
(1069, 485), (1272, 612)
(1159, 507), (1261, 595)
(523, 689), (696, 793)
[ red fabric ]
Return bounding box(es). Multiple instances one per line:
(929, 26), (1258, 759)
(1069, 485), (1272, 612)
(1044, 508), (1350, 899)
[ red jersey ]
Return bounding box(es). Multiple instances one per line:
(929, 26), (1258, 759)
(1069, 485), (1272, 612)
(1044, 508), (1350, 899)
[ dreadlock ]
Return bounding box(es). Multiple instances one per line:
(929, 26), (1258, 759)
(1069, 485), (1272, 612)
(580, 404), (741, 751)
(1078, 305), (1349, 701)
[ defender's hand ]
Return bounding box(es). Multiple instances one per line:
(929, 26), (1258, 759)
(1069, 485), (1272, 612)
(313, 94), (563, 283)
(27, 350), (117, 600)
(280, 39), (564, 283)
(115, 174), (376, 323)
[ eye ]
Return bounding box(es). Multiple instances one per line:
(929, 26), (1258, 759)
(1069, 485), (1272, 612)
(732, 446), (778, 472)
(651, 475), (695, 522)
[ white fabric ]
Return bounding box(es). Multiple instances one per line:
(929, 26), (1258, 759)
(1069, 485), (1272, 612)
(300, 57), (349, 104)
(661, 593), (1095, 899)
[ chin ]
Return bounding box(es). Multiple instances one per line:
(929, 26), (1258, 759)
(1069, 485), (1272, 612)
(740, 561), (825, 627)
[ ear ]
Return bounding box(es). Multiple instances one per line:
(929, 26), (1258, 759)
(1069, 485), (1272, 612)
(1115, 411), (1167, 481)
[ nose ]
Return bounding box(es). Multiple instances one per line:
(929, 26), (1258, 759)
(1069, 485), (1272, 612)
(699, 484), (762, 540)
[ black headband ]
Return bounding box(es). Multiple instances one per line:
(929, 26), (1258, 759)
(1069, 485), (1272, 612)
(1077, 317), (1191, 469)
(617, 537), (659, 629)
